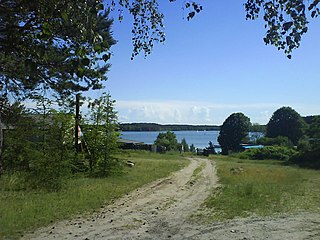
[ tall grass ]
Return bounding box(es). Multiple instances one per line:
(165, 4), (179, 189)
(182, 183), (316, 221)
(0, 151), (188, 239)
(205, 155), (320, 221)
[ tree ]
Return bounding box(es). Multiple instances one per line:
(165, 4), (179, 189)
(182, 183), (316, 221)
(181, 138), (189, 152)
(218, 113), (251, 155)
(189, 144), (196, 153)
(85, 93), (121, 176)
(307, 116), (320, 139)
(154, 131), (179, 151)
(0, 1), (116, 100)
(2, 0), (319, 101)
(266, 106), (305, 145)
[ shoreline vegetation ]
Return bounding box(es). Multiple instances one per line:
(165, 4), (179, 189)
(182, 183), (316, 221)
(120, 123), (267, 133)
(119, 116), (319, 132)
(119, 123), (221, 132)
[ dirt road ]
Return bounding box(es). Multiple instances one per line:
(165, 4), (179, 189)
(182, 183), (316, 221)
(23, 157), (320, 240)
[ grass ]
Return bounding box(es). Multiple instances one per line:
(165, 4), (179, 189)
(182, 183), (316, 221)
(204, 155), (320, 221)
(0, 150), (188, 239)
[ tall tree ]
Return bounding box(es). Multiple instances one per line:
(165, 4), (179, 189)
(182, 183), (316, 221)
(218, 113), (251, 155)
(266, 106), (305, 145)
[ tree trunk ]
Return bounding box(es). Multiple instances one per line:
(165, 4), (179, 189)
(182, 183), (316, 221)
(0, 111), (3, 176)
(75, 93), (80, 153)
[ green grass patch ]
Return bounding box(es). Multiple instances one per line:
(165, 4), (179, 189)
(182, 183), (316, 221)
(204, 155), (320, 221)
(0, 150), (188, 239)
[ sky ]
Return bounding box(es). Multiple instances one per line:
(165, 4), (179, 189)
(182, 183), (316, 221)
(88, 1), (320, 125)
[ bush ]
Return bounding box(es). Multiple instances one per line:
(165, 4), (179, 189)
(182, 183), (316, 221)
(257, 136), (293, 147)
(236, 146), (298, 161)
(290, 144), (320, 169)
(25, 150), (71, 191)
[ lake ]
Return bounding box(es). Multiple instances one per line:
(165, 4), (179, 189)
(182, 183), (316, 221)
(121, 130), (219, 149)
(121, 131), (263, 149)
(121, 131), (263, 148)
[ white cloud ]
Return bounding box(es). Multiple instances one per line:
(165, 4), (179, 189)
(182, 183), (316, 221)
(114, 100), (299, 125)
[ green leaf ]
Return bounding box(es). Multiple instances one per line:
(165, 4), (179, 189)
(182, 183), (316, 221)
(102, 54), (110, 62)
(94, 44), (102, 52)
(77, 67), (84, 78)
(61, 11), (68, 22)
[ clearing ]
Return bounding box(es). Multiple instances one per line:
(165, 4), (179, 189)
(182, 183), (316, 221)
(23, 157), (320, 240)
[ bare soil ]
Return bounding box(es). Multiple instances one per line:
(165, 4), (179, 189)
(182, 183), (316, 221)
(22, 157), (320, 240)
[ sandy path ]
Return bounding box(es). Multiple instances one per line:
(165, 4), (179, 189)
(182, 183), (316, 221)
(23, 157), (218, 240)
(22, 157), (320, 240)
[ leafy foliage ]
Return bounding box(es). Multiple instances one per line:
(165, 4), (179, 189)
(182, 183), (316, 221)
(154, 131), (179, 151)
(307, 115), (320, 139)
(2, 99), (73, 190)
(85, 93), (122, 177)
(236, 146), (298, 161)
(0, 1), (116, 100)
(291, 145), (320, 169)
(1, 93), (122, 189)
(218, 113), (251, 155)
(245, 0), (320, 58)
(266, 106), (305, 145)
(107, 0), (202, 59)
(257, 136), (293, 148)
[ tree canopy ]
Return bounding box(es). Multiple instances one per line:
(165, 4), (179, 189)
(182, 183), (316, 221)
(266, 106), (305, 144)
(108, 0), (320, 59)
(307, 116), (320, 139)
(1, 0), (320, 100)
(0, 0), (115, 100)
(218, 112), (251, 155)
(154, 131), (179, 151)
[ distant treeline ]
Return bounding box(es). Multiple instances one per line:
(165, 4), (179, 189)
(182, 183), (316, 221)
(120, 118), (318, 133)
(120, 123), (221, 132)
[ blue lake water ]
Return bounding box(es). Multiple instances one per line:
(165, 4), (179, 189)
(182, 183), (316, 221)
(121, 131), (219, 149)
(121, 131), (263, 149)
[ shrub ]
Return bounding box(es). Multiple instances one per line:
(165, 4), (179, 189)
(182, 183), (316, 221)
(25, 151), (70, 191)
(257, 136), (293, 147)
(236, 146), (298, 161)
(290, 144), (320, 169)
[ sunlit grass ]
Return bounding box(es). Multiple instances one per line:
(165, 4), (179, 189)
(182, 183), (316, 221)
(0, 150), (188, 239)
(204, 155), (320, 221)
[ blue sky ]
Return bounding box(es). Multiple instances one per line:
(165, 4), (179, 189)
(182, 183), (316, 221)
(90, 1), (320, 125)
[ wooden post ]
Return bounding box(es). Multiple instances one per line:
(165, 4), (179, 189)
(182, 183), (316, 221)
(75, 93), (80, 153)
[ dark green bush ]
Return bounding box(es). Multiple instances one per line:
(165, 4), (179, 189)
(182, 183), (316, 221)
(290, 144), (320, 169)
(237, 146), (298, 161)
(257, 136), (293, 147)
(25, 150), (71, 191)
